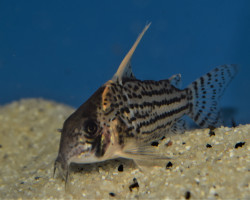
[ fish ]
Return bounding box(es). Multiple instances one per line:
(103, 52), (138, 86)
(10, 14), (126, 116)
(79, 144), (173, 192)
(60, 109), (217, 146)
(54, 23), (238, 183)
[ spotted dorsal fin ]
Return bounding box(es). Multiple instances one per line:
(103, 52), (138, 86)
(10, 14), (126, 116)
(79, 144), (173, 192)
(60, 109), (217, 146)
(112, 22), (151, 84)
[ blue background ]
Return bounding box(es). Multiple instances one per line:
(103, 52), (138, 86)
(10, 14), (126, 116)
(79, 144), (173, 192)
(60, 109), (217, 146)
(0, 0), (249, 125)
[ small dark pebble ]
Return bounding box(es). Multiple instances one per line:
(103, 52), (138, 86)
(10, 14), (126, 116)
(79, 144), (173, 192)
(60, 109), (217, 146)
(206, 144), (212, 148)
(160, 136), (166, 140)
(109, 192), (115, 197)
(151, 141), (159, 146)
(235, 142), (245, 148)
(34, 176), (40, 180)
(165, 140), (173, 147)
(118, 164), (124, 172)
(185, 191), (191, 199)
(129, 178), (139, 192)
(209, 130), (215, 136)
(20, 181), (24, 184)
(182, 142), (186, 145)
(166, 161), (173, 169)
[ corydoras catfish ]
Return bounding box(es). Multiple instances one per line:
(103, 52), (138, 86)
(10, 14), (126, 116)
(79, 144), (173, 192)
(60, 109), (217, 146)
(54, 23), (237, 183)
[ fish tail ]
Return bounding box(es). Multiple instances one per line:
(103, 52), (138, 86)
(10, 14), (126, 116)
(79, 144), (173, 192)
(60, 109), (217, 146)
(186, 64), (238, 128)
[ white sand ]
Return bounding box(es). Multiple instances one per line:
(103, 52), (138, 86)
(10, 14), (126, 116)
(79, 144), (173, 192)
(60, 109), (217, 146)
(0, 98), (249, 199)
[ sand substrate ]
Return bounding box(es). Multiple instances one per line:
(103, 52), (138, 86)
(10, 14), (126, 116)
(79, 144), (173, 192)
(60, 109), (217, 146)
(0, 98), (249, 199)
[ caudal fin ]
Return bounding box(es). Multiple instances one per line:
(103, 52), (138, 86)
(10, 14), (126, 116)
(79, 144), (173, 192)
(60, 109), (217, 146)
(187, 64), (238, 128)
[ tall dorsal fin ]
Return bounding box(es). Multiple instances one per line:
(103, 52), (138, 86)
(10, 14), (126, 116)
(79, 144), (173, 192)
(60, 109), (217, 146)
(112, 22), (151, 84)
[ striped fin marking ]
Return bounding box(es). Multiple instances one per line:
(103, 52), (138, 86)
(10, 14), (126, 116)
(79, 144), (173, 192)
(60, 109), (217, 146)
(188, 64), (238, 128)
(118, 80), (190, 138)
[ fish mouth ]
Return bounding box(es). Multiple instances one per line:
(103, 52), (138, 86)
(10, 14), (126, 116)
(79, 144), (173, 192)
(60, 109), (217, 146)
(53, 154), (70, 184)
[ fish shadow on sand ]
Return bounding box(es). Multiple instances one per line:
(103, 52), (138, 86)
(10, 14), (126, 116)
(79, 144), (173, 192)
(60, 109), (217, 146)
(70, 158), (135, 174)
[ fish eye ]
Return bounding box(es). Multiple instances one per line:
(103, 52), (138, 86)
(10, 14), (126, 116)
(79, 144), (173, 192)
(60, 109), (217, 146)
(84, 120), (98, 135)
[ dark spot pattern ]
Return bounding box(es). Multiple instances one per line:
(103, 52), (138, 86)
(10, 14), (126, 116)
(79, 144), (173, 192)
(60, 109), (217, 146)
(96, 65), (237, 162)
(102, 79), (190, 140)
(188, 65), (238, 128)
(235, 142), (245, 148)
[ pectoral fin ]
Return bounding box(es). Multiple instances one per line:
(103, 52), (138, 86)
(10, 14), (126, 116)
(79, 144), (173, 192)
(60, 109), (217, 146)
(117, 140), (171, 171)
(117, 138), (171, 161)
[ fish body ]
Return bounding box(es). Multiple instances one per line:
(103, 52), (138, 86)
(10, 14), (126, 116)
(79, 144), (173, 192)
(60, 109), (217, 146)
(54, 23), (237, 181)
